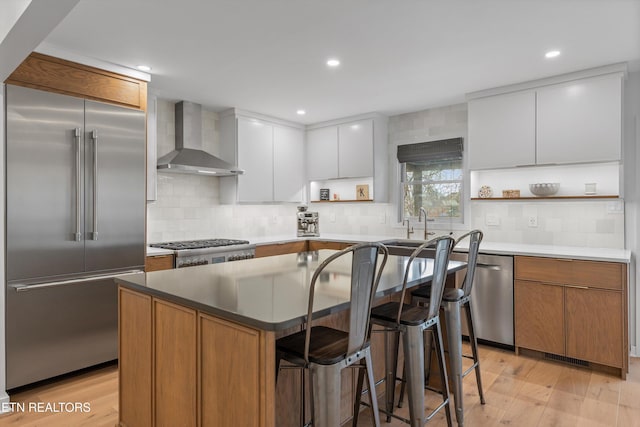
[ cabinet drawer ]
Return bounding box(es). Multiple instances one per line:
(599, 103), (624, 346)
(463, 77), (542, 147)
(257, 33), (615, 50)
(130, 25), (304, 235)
(307, 241), (353, 251)
(145, 255), (175, 272)
(515, 256), (624, 290)
(254, 241), (308, 258)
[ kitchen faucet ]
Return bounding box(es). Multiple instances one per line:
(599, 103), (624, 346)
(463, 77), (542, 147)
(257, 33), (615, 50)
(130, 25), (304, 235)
(403, 219), (414, 239)
(418, 207), (435, 240)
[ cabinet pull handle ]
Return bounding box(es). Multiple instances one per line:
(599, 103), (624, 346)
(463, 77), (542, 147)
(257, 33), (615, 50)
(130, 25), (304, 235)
(565, 284), (589, 290)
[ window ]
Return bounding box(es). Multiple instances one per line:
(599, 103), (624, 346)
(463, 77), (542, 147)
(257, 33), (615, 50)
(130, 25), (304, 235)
(397, 138), (464, 223)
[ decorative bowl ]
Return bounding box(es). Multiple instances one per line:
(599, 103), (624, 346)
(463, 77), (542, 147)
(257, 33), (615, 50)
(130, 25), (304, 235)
(529, 183), (559, 196)
(478, 185), (493, 198)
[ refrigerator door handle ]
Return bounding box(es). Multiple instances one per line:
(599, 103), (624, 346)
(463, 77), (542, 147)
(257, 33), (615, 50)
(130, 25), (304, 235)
(91, 129), (99, 240)
(74, 127), (82, 241)
(10, 270), (144, 292)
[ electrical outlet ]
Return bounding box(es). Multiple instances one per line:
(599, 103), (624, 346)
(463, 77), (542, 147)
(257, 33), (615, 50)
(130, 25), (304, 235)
(329, 213), (336, 222)
(528, 215), (538, 227)
(271, 215), (278, 224)
(379, 214), (386, 224)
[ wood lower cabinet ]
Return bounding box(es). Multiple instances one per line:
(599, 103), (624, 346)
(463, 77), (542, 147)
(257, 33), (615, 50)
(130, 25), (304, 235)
(200, 314), (274, 427)
(255, 241), (307, 258)
(145, 254), (175, 271)
(565, 287), (623, 368)
(307, 241), (354, 251)
(119, 288), (152, 427)
(514, 256), (628, 377)
(118, 287), (275, 427)
(515, 280), (564, 355)
(154, 300), (197, 426)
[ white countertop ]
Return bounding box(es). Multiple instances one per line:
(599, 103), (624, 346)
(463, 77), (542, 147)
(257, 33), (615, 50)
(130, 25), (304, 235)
(249, 233), (631, 263)
(146, 246), (174, 256)
(147, 233), (631, 263)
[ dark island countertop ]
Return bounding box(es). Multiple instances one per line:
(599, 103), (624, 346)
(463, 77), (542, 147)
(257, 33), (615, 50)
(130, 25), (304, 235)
(116, 250), (466, 331)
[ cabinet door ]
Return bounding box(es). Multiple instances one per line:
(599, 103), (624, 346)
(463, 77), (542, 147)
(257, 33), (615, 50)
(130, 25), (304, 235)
(565, 288), (623, 367)
(468, 91), (536, 169)
(536, 75), (622, 164)
(515, 280), (564, 355)
(154, 300), (197, 427)
(306, 126), (338, 180)
(273, 125), (305, 202)
(237, 117), (274, 202)
(338, 119), (374, 178)
(119, 288), (152, 427)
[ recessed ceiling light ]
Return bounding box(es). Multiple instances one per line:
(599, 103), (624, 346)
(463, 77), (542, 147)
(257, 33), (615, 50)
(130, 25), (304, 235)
(326, 58), (340, 67)
(296, 110), (306, 115)
(545, 50), (561, 59)
(137, 65), (152, 72)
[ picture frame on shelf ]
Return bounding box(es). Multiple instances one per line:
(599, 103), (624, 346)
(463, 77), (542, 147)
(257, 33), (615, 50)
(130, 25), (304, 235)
(356, 184), (369, 200)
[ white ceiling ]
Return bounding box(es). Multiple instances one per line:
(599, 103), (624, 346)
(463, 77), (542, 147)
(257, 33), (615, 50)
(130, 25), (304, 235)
(40, 0), (640, 124)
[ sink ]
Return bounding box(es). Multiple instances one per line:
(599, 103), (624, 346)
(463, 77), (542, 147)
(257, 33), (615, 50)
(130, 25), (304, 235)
(380, 239), (435, 258)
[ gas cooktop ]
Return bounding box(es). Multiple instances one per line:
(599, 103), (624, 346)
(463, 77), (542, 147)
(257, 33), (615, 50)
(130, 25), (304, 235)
(150, 238), (250, 251)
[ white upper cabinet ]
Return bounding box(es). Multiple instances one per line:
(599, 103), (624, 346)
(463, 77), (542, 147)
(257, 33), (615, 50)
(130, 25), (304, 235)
(338, 119), (374, 178)
(468, 91), (536, 169)
(467, 70), (623, 170)
(305, 114), (388, 202)
(306, 126), (338, 181)
(536, 75), (622, 164)
(219, 109), (305, 204)
(237, 117), (274, 202)
(273, 125), (305, 202)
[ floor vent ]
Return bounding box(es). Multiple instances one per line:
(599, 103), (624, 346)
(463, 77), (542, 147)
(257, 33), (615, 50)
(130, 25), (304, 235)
(544, 353), (589, 367)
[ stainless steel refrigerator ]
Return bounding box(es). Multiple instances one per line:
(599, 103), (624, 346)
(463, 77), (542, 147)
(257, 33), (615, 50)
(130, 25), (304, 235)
(5, 85), (146, 389)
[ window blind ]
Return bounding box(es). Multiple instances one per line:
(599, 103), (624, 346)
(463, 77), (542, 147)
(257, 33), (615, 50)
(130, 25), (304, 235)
(396, 137), (463, 164)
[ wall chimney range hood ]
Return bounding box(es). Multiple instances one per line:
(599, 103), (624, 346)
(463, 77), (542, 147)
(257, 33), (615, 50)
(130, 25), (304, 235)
(157, 101), (243, 176)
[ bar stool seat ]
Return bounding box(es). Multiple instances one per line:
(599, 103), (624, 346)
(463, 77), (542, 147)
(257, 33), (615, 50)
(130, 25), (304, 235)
(276, 326), (352, 365)
(367, 301), (437, 326)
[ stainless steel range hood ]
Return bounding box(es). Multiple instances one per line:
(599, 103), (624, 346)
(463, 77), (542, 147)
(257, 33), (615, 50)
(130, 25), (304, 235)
(157, 101), (243, 176)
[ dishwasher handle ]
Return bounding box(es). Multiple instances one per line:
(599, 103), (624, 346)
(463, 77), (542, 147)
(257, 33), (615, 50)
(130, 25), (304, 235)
(476, 262), (502, 271)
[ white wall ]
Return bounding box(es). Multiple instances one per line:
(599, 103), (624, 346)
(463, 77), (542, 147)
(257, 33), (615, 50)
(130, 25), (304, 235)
(623, 71), (640, 355)
(0, 85), (9, 408)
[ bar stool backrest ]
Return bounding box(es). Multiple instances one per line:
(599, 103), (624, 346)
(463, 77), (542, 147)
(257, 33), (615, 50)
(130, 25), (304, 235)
(455, 230), (483, 299)
(304, 242), (389, 363)
(396, 236), (455, 323)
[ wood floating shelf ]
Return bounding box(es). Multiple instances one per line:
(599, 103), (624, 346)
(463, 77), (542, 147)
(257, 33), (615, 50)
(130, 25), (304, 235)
(471, 195), (619, 201)
(310, 199), (374, 203)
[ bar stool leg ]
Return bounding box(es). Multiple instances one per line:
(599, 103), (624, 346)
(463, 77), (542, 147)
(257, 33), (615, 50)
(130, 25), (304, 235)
(433, 321), (453, 427)
(310, 363), (342, 427)
(384, 330), (401, 421)
(402, 324), (426, 427)
(465, 300), (485, 404)
(364, 351), (382, 427)
(398, 329), (432, 409)
(443, 300), (464, 426)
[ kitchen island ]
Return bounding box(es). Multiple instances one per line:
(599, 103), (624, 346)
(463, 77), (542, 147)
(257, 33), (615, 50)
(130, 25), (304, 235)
(116, 250), (466, 427)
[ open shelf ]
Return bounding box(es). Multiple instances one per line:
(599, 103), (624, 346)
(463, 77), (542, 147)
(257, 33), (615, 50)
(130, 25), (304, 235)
(310, 199), (374, 203)
(471, 195), (619, 201)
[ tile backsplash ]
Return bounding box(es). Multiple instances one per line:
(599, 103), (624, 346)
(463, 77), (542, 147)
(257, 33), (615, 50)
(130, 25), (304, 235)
(147, 100), (625, 249)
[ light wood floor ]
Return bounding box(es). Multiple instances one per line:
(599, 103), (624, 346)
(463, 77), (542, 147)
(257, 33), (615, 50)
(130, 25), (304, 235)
(0, 345), (639, 426)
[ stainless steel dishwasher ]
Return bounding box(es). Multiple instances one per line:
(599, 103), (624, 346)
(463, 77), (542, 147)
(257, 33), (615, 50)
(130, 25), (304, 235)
(451, 252), (514, 348)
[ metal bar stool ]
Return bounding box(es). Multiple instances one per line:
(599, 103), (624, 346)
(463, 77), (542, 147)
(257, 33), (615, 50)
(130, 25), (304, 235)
(357, 236), (454, 427)
(275, 242), (389, 427)
(407, 230), (486, 426)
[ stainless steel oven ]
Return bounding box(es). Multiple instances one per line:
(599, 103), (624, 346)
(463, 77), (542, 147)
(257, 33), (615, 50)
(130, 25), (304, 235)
(149, 239), (256, 268)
